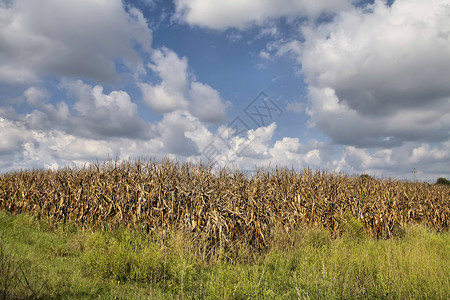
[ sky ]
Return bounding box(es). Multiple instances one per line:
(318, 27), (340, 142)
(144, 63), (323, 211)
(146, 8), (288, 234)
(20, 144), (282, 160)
(0, 0), (449, 182)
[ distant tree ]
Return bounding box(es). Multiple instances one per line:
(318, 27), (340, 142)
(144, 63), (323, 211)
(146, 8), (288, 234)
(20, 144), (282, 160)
(360, 174), (373, 181)
(436, 177), (450, 185)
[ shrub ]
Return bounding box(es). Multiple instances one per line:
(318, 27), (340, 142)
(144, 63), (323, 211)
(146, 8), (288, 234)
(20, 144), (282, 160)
(340, 213), (365, 241)
(0, 242), (47, 299)
(436, 177), (450, 185)
(359, 174), (373, 180)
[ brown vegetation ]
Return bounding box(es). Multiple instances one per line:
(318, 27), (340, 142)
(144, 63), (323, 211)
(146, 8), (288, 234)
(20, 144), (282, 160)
(0, 159), (448, 255)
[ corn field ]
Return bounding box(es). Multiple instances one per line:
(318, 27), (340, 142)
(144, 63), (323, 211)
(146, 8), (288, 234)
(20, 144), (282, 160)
(0, 159), (448, 253)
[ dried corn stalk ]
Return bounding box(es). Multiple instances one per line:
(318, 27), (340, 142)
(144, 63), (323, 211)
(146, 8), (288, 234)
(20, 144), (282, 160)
(0, 159), (448, 254)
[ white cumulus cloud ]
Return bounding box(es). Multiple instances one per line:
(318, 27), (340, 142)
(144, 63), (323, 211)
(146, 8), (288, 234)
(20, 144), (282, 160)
(173, 0), (352, 30)
(188, 82), (230, 123)
(139, 47), (230, 123)
(0, 0), (152, 84)
(138, 47), (189, 113)
(61, 80), (154, 140)
(271, 0), (450, 147)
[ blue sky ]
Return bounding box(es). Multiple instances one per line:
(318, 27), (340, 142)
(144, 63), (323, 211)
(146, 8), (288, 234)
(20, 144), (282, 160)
(0, 0), (449, 181)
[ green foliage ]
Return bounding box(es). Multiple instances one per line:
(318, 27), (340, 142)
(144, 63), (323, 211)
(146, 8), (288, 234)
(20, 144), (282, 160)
(359, 174), (373, 181)
(83, 228), (171, 285)
(0, 242), (47, 299)
(340, 213), (365, 241)
(304, 228), (331, 249)
(436, 177), (450, 185)
(0, 210), (449, 299)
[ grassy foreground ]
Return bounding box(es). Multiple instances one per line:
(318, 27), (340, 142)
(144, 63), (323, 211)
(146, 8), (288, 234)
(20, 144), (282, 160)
(0, 210), (448, 299)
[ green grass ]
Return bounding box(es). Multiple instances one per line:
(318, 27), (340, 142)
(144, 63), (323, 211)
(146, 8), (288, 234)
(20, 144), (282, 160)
(0, 210), (448, 299)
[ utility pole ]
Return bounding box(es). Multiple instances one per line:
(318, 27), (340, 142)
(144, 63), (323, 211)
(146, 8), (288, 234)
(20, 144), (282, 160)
(413, 168), (417, 183)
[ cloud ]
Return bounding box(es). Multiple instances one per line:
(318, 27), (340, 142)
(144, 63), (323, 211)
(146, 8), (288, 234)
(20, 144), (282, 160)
(256, 24), (279, 39)
(206, 122), (334, 172)
(267, 39), (302, 62)
(138, 47), (189, 113)
(0, 110), (205, 171)
(0, 117), (29, 155)
(139, 47), (230, 123)
(1, 105), (448, 181)
(259, 51), (272, 60)
(7, 81), (154, 141)
(24, 87), (49, 107)
(22, 87), (70, 130)
(0, 0), (152, 84)
(286, 101), (304, 113)
(0, 112), (206, 171)
(0, 77), (224, 171)
(188, 82), (230, 123)
(10, 129), (159, 171)
(173, 0), (353, 30)
(234, 122), (277, 160)
(201, 118), (449, 181)
(1, 0), (448, 183)
(283, 0), (450, 147)
(268, 137), (333, 169)
(336, 141), (450, 181)
(410, 143), (449, 166)
(156, 111), (204, 156)
(61, 80), (153, 140)
(226, 32), (243, 42)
